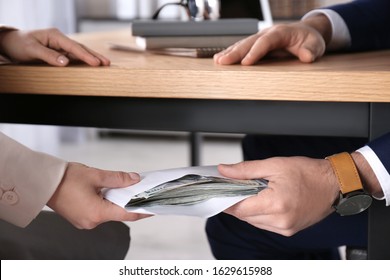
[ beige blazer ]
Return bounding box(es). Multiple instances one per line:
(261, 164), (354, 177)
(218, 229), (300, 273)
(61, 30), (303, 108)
(0, 132), (67, 228)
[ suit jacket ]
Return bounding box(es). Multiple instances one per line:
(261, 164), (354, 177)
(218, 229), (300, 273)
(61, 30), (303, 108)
(0, 132), (67, 227)
(329, 0), (390, 51)
(328, 1), (390, 174)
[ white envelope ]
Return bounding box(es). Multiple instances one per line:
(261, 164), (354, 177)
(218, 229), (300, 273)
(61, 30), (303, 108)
(103, 165), (264, 218)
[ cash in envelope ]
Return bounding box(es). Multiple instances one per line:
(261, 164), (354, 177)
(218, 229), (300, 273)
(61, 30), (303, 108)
(126, 174), (268, 207)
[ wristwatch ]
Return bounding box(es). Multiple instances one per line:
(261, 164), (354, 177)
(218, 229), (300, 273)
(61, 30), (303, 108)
(326, 152), (372, 216)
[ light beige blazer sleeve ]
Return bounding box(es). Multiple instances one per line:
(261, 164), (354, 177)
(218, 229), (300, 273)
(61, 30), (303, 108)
(0, 24), (17, 65)
(0, 132), (67, 227)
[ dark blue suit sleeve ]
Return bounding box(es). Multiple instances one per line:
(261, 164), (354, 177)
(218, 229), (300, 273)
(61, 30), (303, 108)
(368, 132), (390, 174)
(329, 0), (390, 51)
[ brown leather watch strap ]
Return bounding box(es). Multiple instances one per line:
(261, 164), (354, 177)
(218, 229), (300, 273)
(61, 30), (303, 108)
(326, 152), (364, 194)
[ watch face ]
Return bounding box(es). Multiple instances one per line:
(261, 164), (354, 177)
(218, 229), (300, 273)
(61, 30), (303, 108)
(336, 194), (373, 216)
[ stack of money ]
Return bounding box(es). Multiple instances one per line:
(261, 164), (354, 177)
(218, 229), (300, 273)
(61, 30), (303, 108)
(126, 174), (268, 208)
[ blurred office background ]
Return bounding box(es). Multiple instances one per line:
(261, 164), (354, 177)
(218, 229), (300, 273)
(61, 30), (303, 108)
(1, 0), (350, 259)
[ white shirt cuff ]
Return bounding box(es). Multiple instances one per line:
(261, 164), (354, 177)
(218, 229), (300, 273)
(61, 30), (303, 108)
(302, 9), (351, 51)
(356, 146), (390, 206)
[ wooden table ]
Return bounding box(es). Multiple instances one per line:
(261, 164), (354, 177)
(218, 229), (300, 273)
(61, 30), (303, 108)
(1, 30), (390, 259)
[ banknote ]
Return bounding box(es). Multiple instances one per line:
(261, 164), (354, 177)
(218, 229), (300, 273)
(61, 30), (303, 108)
(126, 174), (268, 208)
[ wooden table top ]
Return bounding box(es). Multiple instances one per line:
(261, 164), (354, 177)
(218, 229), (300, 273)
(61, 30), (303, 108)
(0, 30), (389, 102)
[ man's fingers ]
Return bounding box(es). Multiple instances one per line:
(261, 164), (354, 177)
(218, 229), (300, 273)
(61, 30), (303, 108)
(218, 160), (271, 180)
(214, 34), (262, 64)
(225, 187), (276, 216)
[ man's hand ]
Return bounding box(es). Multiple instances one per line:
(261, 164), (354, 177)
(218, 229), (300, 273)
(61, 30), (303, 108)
(214, 14), (332, 65)
(219, 157), (340, 236)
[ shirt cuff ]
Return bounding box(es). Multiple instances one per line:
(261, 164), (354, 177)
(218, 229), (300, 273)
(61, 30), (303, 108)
(302, 9), (351, 51)
(356, 146), (390, 206)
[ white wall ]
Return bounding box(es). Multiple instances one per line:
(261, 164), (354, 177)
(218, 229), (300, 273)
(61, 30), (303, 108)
(0, 0), (75, 32)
